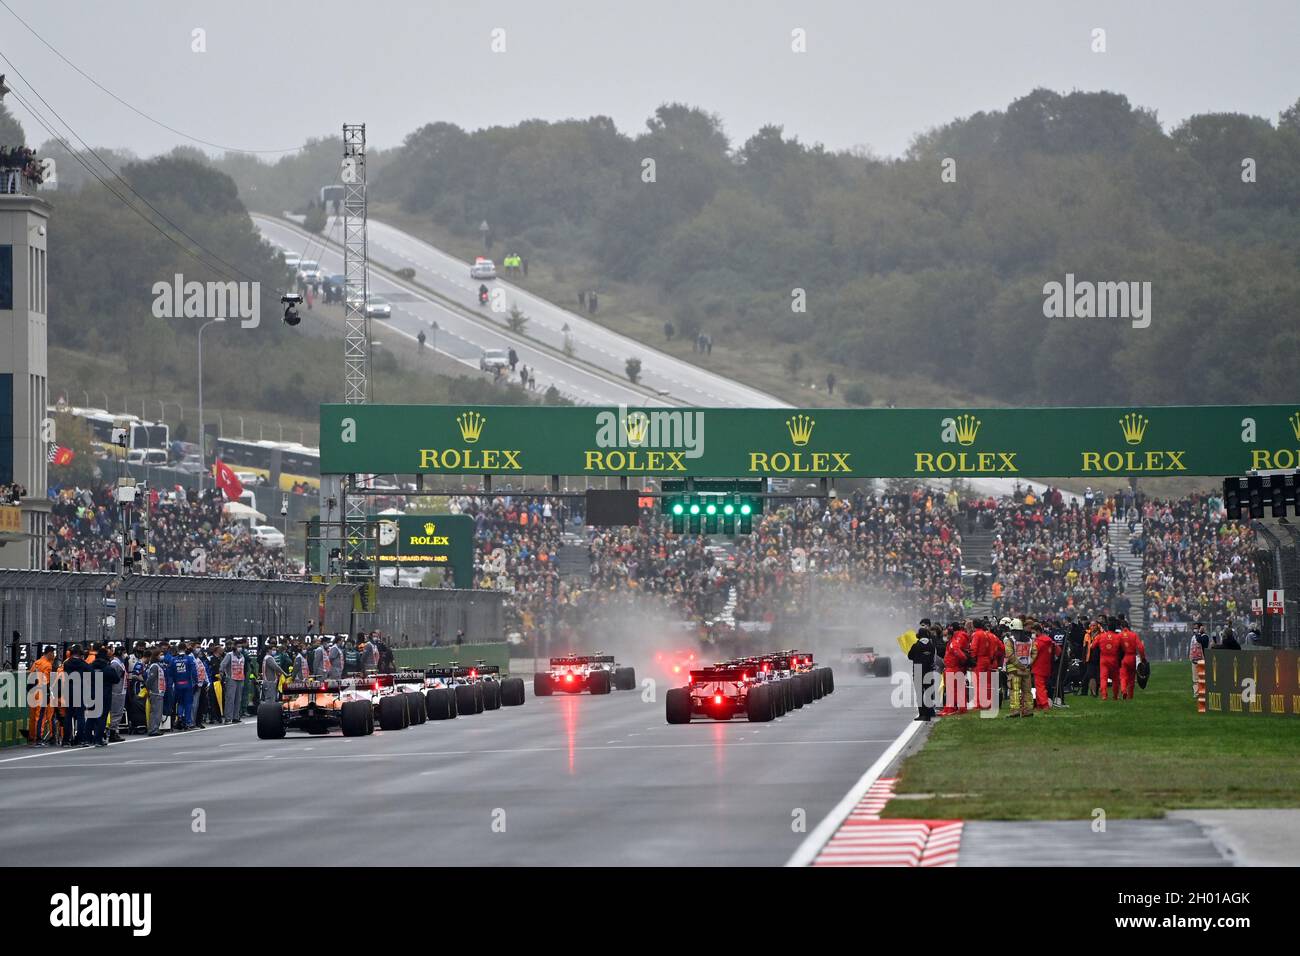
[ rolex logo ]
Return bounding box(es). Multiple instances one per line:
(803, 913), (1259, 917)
(953, 414), (980, 447)
(786, 415), (815, 447)
(456, 411), (485, 443)
(626, 412), (649, 446)
(1289, 411), (1300, 442)
(424, 522), (436, 535)
(1119, 412), (1149, 445)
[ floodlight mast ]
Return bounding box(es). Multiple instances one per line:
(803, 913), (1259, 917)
(342, 123), (372, 582)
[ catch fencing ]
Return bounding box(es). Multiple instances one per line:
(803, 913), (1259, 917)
(0, 570), (503, 667)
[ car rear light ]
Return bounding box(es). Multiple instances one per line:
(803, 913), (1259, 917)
(565, 673), (574, 682)
(673, 665), (681, 674)
(713, 694), (723, 705)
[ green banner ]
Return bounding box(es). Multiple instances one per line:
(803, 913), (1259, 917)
(1204, 650), (1300, 717)
(320, 403), (1300, 479)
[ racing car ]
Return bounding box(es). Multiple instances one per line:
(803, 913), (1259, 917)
(423, 663), (526, 714)
(841, 645), (892, 678)
(340, 672), (424, 731)
(664, 663), (781, 723)
(256, 677), (375, 738)
(534, 654), (637, 696)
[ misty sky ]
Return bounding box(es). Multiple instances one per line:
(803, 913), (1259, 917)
(2, 0), (1297, 160)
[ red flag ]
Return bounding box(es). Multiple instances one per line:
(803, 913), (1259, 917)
(213, 458), (244, 500)
(47, 445), (75, 466)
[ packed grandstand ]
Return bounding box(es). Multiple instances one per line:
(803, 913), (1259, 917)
(45, 480), (1253, 646)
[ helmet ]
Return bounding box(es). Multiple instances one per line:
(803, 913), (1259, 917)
(1009, 618), (1024, 630)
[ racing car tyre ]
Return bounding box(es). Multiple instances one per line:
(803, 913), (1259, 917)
(455, 682), (480, 715)
(811, 669), (825, 699)
(775, 681), (789, 717)
(341, 700), (371, 736)
(823, 667), (835, 694)
(872, 658), (893, 678)
(589, 670), (612, 695)
(614, 666), (637, 691)
(501, 677), (526, 706)
(533, 673), (553, 696)
(782, 679), (794, 714)
(791, 674), (806, 708)
(747, 684), (774, 722)
(256, 702), (286, 739)
(379, 695), (406, 731)
(426, 687), (456, 720)
(407, 692), (427, 724)
(483, 681), (502, 711)
(665, 687), (692, 724)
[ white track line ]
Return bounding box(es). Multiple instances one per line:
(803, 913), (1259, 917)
(784, 718), (924, 867)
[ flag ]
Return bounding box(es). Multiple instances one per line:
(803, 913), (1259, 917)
(47, 444), (74, 466)
(213, 458), (244, 500)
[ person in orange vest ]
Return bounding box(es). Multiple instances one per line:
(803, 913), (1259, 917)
(968, 619), (999, 710)
(938, 622), (971, 716)
(1117, 616), (1146, 700)
(1097, 620), (1124, 701)
(26, 645), (56, 746)
(1029, 618), (1059, 710)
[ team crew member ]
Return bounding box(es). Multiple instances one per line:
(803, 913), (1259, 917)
(1096, 622), (1123, 701)
(63, 645), (90, 746)
(907, 621), (938, 721)
(170, 643), (195, 730)
(968, 619), (998, 710)
(87, 644), (118, 747)
(27, 645), (56, 746)
(144, 650), (167, 736)
(1030, 620), (1059, 710)
(327, 637), (344, 679)
(107, 646), (127, 743)
(1118, 618), (1146, 700)
(221, 643), (247, 723)
(1003, 621), (1036, 718)
(192, 648), (210, 728)
(1083, 622), (1102, 696)
(262, 646), (287, 701)
(938, 622), (971, 716)
(360, 639), (380, 672)
(292, 642), (311, 681)
(311, 637), (328, 678)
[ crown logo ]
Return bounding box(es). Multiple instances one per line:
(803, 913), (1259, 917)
(954, 414), (981, 446)
(1119, 412), (1148, 445)
(424, 522), (435, 535)
(1289, 411), (1300, 441)
(626, 412), (649, 445)
(456, 411), (485, 443)
(786, 415), (815, 447)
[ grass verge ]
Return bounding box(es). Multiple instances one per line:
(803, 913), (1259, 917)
(882, 662), (1300, 820)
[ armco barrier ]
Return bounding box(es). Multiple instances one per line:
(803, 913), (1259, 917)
(392, 643), (511, 672)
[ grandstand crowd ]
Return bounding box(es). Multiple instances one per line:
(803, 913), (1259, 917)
(46, 483), (296, 578)
(41, 478), (1260, 642)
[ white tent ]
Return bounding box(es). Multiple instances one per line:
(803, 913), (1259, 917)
(222, 501), (266, 522)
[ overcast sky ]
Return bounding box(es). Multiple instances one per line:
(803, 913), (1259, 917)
(2, 0), (1297, 160)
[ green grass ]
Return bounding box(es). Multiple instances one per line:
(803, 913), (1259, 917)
(882, 662), (1300, 820)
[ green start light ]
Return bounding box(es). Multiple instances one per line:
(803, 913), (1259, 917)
(740, 503), (752, 515)
(672, 502), (684, 515)
(706, 503), (717, 515)
(723, 503), (734, 515)
(689, 503), (700, 515)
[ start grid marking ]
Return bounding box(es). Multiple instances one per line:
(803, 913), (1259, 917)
(811, 778), (963, 867)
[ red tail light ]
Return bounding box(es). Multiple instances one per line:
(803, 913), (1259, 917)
(713, 694), (723, 705)
(565, 673), (574, 682)
(790, 657), (798, 669)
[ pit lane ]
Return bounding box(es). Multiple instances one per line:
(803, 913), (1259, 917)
(0, 670), (908, 866)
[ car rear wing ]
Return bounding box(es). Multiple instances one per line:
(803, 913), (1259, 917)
(282, 679), (341, 694)
(549, 655), (616, 666)
(689, 667), (753, 683)
(424, 664), (497, 678)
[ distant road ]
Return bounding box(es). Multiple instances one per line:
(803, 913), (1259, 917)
(252, 214), (785, 409)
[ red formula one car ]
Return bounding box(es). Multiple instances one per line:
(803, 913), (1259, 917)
(534, 654), (637, 696)
(664, 664), (778, 723)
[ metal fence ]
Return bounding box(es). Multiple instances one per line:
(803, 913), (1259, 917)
(0, 571), (504, 665)
(0, 571), (115, 667)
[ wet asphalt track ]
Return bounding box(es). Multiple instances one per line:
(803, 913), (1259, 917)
(0, 672), (908, 866)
